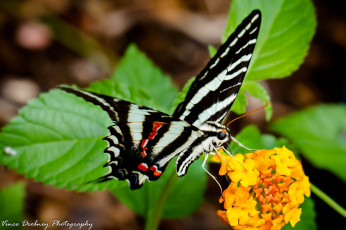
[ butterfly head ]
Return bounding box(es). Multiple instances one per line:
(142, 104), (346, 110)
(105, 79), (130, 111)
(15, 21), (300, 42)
(217, 128), (228, 140)
(213, 127), (230, 148)
(199, 122), (230, 152)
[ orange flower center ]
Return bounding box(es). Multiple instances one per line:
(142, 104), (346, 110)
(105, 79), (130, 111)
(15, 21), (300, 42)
(254, 167), (292, 221)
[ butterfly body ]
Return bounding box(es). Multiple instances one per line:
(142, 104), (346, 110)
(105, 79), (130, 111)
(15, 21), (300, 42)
(59, 10), (261, 189)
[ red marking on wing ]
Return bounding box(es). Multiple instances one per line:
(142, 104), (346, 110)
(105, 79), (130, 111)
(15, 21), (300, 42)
(141, 139), (148, 157)
(140, 122), (166, 158)
(149, 165), (162, 177)
(141, 139), (148, 149)
(138, 163), (148, 171)
(148, 122), (165, 140)
(153, 171), (162, 177)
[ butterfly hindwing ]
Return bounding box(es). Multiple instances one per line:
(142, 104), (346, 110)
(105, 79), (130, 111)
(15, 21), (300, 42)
(173, 10), (261, 127)
(101, 121), (171, 189)
(102, 121), (201, 189)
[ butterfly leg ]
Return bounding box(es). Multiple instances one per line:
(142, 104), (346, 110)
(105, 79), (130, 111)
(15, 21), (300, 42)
(221, 146), (246, 172)
(212, 145), (245, 171)
(230, 135), (258, 152)
(202, 153), (223, 194)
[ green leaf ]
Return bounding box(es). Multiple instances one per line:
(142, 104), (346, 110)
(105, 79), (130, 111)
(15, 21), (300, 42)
(0, 182), (25, 229)
(282, 197), (317, 230)
(230, 81), (272, 119)
(243, 81), (272, 120)
(230, 90), (247, 114)
(0, 90), (113, 192)
(229, 125), (289, 155)
(225, 0), (316, 81)
(171, 77), (195, 114)
(269, 104), (346, 182)
(162, 159), (207, 218)
(112, 158), (207, 219)
(208, 45), (217, 57)
(112, 44), (178, 113)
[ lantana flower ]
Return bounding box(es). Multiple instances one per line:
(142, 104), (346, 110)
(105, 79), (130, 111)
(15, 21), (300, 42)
(212, 146), (310, 230)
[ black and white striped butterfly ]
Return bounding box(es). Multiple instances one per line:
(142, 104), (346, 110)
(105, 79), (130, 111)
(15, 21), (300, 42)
(60, 10), (261, 189)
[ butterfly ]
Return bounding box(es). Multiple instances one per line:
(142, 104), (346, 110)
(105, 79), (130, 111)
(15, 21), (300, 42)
(59, 10), (261, 189)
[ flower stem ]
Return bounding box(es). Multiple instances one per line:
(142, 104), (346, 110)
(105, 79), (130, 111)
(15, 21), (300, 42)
(310, 183), (346, 218)
(144, 171), (177, 230)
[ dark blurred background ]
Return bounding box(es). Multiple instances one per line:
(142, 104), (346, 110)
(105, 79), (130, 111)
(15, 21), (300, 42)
(0, 0), (345, 229)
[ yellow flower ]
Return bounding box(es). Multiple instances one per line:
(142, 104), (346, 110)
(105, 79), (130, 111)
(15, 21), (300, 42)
(213, 147), (310, 230)
(272, 146), (296, 176)
(212, 152), (259, 187)
(282, 203), (302, 227)
(288, 176), (311, 204)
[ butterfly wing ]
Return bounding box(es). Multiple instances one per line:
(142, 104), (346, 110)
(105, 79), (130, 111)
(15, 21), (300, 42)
(173, 10), (261, 127)
(59, 86), (201, 189)
(58, 10), (262, 188)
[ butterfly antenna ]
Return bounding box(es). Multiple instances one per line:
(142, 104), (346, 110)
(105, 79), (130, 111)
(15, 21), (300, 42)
(202, 153), (223, 194)
(225, 100), (269, 152)
(226, 99), (270, 128)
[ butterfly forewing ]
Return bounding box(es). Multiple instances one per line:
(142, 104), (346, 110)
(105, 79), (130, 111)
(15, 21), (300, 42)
(173, 10), (261, 127)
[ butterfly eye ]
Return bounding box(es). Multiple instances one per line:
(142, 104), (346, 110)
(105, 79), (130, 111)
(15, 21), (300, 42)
(217, 131), (227, 140)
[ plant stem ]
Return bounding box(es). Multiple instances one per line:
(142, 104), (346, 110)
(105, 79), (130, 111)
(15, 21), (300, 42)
(310, 183), (346, 218)
(144, 172), (177, 230)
